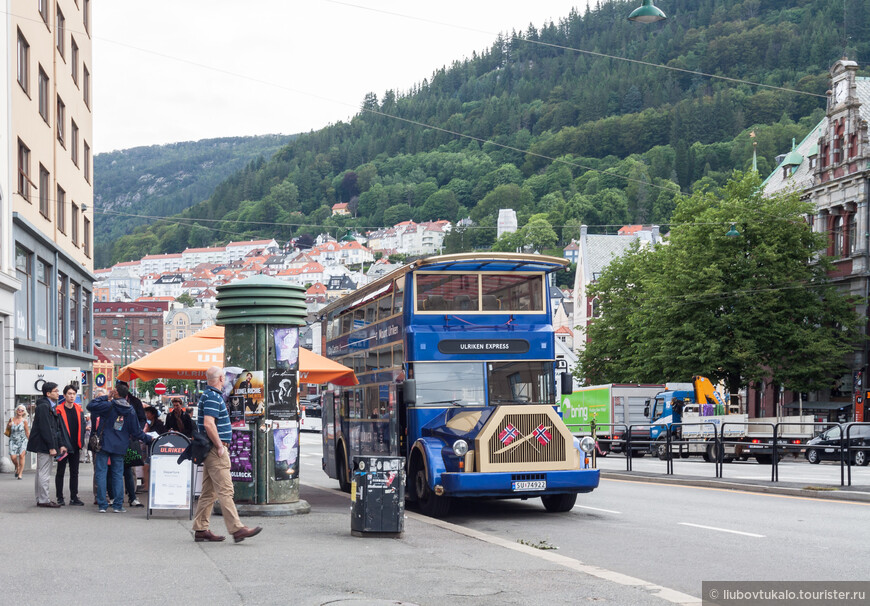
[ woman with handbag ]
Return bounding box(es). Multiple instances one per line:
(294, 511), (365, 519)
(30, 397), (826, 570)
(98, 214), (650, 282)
(6, 405), (30, 479)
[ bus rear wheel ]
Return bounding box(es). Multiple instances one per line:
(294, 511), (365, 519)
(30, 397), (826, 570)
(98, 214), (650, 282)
(541, 493), (577, 512)
(413, 466), (450, 518)
(337, 450), (351, 493)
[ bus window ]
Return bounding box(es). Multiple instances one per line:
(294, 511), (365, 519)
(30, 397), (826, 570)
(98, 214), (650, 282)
(487, 361), (554, 405)
(393, 277), (404, 315)
(378, 293), (393, 320)
(413, 362), (485, 406)
(393, 343), (404, 367)
(340, 313), (352, 335)
(365, 302), (377, 325)
(366, 350), (378, 372)
(480, 274), (544, 312)
(416, 274), (479, 312)
(353, 307), (366, 328)
(379, 347), (392, 369)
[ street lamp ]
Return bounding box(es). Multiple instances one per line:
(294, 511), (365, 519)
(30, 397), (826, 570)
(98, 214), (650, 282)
(628, 0), (667, 23)
(116, 314), (131, 367)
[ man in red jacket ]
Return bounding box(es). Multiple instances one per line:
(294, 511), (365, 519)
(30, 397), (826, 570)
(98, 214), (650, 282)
(56, 384), (86, 506)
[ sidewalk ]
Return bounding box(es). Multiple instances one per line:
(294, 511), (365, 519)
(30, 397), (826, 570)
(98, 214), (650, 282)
(1, 465), (690, 606)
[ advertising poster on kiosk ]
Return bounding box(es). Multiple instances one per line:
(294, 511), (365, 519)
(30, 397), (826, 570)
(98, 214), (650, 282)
(273, 327), (299, 369)
(267, 371), (297, 421)
(230, 429), (254, 484)
(231, 370), (264, 420)
(273, 427), (299, 481)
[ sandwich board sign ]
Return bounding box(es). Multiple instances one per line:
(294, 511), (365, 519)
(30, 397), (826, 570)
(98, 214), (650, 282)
(147, 431), (195, 520)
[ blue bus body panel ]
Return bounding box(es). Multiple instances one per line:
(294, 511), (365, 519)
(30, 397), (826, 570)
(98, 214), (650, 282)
(440, 469), (600, 497)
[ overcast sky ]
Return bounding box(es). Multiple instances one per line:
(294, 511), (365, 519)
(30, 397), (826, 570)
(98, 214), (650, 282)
(92, 1), (593, 153)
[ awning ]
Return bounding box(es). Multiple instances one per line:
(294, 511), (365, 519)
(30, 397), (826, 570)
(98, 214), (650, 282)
(118, 325), (357, 386)
(784, 401), (852, 411)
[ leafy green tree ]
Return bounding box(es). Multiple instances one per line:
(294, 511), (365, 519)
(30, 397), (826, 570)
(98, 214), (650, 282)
(383, 204), (413, 226)
(420, 189), (459, 222)
(176, 293), (196, 307)
(578, 172), (863, 397)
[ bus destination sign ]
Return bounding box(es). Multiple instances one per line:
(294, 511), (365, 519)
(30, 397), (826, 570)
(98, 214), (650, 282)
(438, 339), (530, 355)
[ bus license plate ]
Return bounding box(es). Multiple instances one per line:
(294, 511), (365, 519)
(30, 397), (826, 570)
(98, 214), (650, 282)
(512, 480), (546, 491)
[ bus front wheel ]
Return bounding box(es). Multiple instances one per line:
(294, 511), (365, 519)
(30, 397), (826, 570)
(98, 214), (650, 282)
(541, 493), (577, 512)
(412, 463), (451, 517)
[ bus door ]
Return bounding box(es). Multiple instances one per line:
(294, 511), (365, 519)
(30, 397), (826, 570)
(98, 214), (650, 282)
(322, 390), (336, 478)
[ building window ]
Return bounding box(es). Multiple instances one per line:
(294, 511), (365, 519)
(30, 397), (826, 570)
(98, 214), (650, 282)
(83, 290), (91, 352)
(58, 273), (68, 348)
(18, 139), (31, 201)
(57, 186), (66, 233)
(71, 38), (79, 85)
(39, 0), (49, 24)
(56, 6), (65, 57)
(100, 330), (106, 338)
(152, 329), (158, 337)
(72, 203), (79, 246)
(100, 319), (106, 325)
(15, 246), (33, 340)
(70, 282), (80, 350)
(57, 96), (66, 145)
(39, 166), (50, 217)
(83, 65), (90, 108)
(38, 67), (50, 122)
(17, 30), (29, 93)
(84, 141), (91, 182)
(151, 340), (159, 347)
(832, 216), (843, 257)
(112, 329), (118, 338)
(849, 213), (858, 255)
(84, 0), (90, 35)
(84, 217), (91, 258)
(36, 260), (51, 344)
(138, 329), (145, 337)
(71, 120), (79, 165)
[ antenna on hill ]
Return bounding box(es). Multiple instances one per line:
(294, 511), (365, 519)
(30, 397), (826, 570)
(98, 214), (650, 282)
(843, 0), (849, 59)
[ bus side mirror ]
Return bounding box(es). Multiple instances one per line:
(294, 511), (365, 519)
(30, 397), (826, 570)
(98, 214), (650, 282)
(644, 401), (650, 417)
(560, 372), (573, 395)
(402, 379), (416, 406)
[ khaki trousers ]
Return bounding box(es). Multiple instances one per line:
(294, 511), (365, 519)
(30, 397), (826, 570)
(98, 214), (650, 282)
(193, 447), (244, 534)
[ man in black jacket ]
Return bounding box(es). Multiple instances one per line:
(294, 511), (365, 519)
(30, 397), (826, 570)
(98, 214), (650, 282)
(56, 384), (86, 506)
(28, 382), (67, 508)
(165, 397), (194, 437)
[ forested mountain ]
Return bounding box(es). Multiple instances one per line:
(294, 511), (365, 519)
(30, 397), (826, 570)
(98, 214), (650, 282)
(95, 134), (294, 267)
(108, 0), (870, 265)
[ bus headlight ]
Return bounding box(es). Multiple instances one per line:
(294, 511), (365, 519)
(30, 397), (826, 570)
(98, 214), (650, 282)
(452, 439), (469, 457)
(579, 436), (596, 454)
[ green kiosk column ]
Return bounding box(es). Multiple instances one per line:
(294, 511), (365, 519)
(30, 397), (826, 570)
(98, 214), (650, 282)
(216, 276), (310, 515)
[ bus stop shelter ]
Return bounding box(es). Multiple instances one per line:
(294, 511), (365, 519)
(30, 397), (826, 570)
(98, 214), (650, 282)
(117, 325), (358, 386)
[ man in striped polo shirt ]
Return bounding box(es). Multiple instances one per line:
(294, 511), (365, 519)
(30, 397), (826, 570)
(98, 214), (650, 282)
(192, 366), (262, 543)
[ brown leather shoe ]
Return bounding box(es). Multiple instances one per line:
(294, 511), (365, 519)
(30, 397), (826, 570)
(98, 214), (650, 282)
(232, 526), (263, 543)
(194, 529), (226, 542)
(37, 502), (61, 508)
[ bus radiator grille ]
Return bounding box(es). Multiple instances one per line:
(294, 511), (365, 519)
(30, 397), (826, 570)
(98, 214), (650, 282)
(486, 413), (568, 467)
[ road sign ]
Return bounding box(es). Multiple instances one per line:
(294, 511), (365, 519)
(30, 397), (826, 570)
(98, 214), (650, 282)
(155, 382), (167, 395)
(81, 371), (88, 386)
(95, 373), (107, 387)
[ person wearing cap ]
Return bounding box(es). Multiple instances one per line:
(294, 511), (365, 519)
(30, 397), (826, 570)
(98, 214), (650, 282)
(192, 366), (262, 543)
(165, 397), (193, 437)
(116, 380), (147, 508)
(55, 384), (86, 506)
(27, 382), (67, 508)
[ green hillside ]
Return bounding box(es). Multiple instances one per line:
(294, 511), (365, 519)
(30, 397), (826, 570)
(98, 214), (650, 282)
(108, 0), (870, 264)
(95, 134), (294, 267)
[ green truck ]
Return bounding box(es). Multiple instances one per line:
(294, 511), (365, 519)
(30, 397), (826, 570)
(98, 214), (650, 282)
(560, 384), (665, 454)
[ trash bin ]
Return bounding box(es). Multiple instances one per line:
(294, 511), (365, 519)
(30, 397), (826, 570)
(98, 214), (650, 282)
(350, 455), (405, 537)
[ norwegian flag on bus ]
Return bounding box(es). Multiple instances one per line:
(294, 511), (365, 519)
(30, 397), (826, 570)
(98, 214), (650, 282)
(499, 423), (519, 446)
(533, 424), (552, 446)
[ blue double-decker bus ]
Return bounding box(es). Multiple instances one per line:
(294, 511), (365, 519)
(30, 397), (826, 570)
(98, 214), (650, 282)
(320, 253), (599, 516)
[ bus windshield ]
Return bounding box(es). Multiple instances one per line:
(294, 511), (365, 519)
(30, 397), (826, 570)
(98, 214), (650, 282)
(413, 362), (485, 407)
(488, 361), (554, 405)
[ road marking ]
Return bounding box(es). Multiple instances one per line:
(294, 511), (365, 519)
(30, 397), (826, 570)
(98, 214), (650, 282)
(302, 482), (700, 605)
(603, 478), (870, 506)
(574, 505), (622, 514)
(678, 522), (764, 538)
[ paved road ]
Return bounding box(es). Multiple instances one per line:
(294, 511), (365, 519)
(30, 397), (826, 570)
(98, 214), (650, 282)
(300, 432), (870, 600)
(594, 452), (870, 487)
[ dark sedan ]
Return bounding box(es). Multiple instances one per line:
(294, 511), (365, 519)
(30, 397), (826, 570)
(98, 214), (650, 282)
(804, 424), (869, 466)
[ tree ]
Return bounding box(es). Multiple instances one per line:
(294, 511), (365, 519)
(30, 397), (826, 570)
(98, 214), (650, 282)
(176, 293), (196, 307)
(577, 172), (863, 397)
(420, 189), (459, 222)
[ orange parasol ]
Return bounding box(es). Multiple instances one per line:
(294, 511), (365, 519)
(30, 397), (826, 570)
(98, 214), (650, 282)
(117, 325), (357, 386)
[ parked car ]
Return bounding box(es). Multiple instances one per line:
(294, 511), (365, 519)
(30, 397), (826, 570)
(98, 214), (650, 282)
(804, 424), (870, 466)
(300, 396), (322, 433)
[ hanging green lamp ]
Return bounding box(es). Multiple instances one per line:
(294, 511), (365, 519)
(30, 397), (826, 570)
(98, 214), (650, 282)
(726, 224), (741, 238)
(628, 0), (667, 23)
